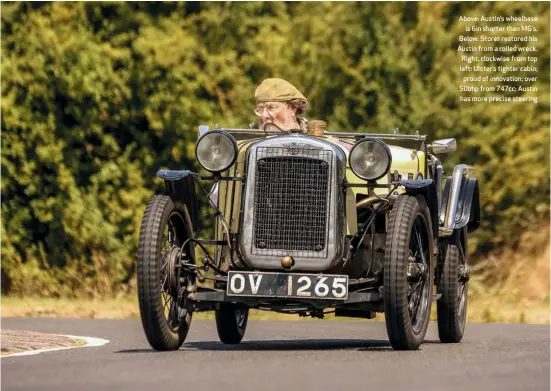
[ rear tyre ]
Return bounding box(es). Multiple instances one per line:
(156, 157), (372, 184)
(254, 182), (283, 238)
(437, 226), (469, 343)
(215, 303), (249, 344)
(137, 195), (195, 351)
(384, 194), (434, 350)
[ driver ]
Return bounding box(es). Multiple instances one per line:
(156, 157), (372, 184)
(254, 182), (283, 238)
(254, 78), (309, 132)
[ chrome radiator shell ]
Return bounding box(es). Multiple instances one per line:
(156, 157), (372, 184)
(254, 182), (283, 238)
(238, 135), (347, 271)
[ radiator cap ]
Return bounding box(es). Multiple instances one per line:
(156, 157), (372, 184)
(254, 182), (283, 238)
(306, 120), (327, 137)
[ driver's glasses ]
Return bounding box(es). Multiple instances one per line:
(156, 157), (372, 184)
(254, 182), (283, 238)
(254, 104), (284, 117)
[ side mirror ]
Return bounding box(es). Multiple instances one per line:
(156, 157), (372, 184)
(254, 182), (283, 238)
(431, 138), (457, 154)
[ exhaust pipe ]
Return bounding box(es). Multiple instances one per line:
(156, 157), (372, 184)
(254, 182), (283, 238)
(440, 164), (474, 236)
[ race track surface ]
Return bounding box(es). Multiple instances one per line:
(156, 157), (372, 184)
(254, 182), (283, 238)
(2, 318), (549, 391)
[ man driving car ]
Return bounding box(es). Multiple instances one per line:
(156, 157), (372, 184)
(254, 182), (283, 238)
(254, 78), (309, 132)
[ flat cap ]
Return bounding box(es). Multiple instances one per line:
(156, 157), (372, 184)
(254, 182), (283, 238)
(255, 78), (308, 104)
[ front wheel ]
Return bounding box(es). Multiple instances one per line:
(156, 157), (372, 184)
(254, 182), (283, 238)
(137, 195), (195, 351)
(384, 194), (434, 350)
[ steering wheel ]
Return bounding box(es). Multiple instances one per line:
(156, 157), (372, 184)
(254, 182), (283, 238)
(262, 122), (303, 134)
(262, 122), (286, 132)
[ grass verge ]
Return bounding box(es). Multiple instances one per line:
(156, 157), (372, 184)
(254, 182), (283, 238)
(71, 338), (87, 347)
(0, 296), (354, 321)
(1, 291), (548, 323)
(2, 227), (548, 324)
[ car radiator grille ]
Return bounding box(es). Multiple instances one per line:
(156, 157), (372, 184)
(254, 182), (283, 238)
(251, 147), (332, 258)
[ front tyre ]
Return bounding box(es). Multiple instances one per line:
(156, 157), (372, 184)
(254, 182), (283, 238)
(384, 194), (434, 350)
(137, 195), (195, 351)
(437, 226), (469, 343)
(215, 303), (249, 344)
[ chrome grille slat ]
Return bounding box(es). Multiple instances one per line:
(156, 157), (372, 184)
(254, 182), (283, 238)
(251, 147), (332, 258)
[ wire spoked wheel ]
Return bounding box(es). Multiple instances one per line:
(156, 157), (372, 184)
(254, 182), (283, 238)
(407, 217), (432, 335)
(138, 195), (195, 351)
(160, 246), (191, 332)
(384, 194), (434, 350)
(437, 226), (469, 343)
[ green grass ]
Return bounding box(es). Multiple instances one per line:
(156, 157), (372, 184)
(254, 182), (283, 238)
(71, 338), (87, 347)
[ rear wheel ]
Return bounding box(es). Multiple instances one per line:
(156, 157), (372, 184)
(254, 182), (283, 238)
(137, 195), (195, 351)
(437, 226), (469, 343)
(215, 303), (249, 344)
(384, 194), (434, 350)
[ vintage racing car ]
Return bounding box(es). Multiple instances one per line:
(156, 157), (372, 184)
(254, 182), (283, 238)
(137, 120), (480, 351)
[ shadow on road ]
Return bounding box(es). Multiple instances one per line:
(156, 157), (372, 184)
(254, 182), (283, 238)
(116, 339), (441, 353)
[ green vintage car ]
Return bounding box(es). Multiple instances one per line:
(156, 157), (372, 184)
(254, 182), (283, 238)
(137, 120), (480, 351)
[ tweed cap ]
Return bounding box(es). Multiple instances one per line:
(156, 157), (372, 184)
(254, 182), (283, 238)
(255, 78), (308, 104)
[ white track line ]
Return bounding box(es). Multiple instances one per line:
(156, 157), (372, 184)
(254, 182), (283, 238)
(2, 334), (110, 358)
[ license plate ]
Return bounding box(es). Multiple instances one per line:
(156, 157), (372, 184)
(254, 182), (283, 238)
(226, 271), (348, 300)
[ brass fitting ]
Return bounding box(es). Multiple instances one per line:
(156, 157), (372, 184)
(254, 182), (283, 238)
(306, 120), (327, 137)
(281, 256), (295, 269)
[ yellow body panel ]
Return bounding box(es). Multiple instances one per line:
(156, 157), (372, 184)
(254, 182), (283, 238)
(320, 136), (426, 235)
(216, 138), (260, 268)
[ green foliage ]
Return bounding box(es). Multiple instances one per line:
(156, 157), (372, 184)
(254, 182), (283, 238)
(1, 2), (549, 297)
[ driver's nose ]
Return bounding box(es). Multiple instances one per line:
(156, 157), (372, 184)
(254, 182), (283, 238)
(261, 111), (271, 124)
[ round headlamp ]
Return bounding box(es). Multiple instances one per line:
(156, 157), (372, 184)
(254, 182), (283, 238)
(195, 130), (238, 173)
(349, 138), (392, 181)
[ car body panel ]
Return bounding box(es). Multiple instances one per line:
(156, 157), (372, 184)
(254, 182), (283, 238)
(213, 133), (426, 272)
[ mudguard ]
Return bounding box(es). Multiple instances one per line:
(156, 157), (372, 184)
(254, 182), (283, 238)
(156, 170), (200, 234)
(440, 177), (480, 233)
(399, 179), (439, 241)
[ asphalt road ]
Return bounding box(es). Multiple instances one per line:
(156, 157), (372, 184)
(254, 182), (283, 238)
(1, 317), (549, 391)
